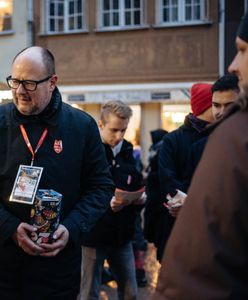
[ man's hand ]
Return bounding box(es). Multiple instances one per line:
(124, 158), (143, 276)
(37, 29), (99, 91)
(110, 196), (128, 212)
(164, 203), (182, 218)
(132, 192), (147, 205)
(165, 189), (187, 218)
(39, 224), (69, 257)
(12, 222), (44, 256)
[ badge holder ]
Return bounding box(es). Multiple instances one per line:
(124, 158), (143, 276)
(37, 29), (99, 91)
(9, 165), (43, 205)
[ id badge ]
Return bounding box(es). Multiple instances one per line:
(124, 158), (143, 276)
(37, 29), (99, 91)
(9, 165), (43, 205)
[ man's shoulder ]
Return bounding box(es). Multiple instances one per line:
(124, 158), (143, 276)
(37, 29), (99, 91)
(214, 109), (247, 133)
(61, 102), (94, 124)
(162, 124), (187, 143)
(0, 102), (12, 112)
(208, 109), (248, 150)
(0, 103), (13, 126)
(122, 139), (133, 150)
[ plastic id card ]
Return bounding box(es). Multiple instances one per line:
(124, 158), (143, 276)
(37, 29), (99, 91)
(9, 165), (43, 205)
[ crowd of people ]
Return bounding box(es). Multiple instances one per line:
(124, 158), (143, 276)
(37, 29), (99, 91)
(0, 10), (247, 300)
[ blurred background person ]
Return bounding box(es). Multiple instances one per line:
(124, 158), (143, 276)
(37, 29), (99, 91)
(156, 83), (213, 262)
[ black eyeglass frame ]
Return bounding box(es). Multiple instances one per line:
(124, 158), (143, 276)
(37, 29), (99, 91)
(6, 75), (53, 91)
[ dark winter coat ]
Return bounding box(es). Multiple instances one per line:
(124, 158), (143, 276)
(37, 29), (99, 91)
(144, 129), (167, 246)
(153, 100), (248, 300)
(156, 114), (208, 261)
(0, 87), (114, 298)
(0, 87), (114, 244)
(182, 136), (208, 192)
(81, 139), (144, 247)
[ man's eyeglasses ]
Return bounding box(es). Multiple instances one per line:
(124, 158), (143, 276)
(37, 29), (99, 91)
(6, 75), (53, 91)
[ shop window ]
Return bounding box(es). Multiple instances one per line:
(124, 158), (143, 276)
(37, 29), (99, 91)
(98, 0), (144, 29)
(44, 0), (85, 33)
(157, 0), (208, 25)
(125, 105), (141, 146)
(161, 104), (190, 132)
(0, 0), (12, 32)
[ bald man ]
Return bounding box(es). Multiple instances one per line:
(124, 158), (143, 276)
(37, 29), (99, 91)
(1, 46), (114, 300)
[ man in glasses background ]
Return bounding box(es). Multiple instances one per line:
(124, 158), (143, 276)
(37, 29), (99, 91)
(0, 46), (114, 299)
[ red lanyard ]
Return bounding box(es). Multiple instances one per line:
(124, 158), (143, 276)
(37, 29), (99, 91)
(19, 124), (48, 166)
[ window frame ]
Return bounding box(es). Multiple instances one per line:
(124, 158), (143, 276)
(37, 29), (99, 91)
(98, 0), (145, 30)
(156, 0), (208, 27)
(44, 0), (86, 34)
(0, 0), (13, 34)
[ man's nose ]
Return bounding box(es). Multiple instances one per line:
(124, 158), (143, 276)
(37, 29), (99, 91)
(115, 131), (124, 141)
(218, 107), (225, 118)
(16, 82), (27, 93)
(228, 54), (238, 74)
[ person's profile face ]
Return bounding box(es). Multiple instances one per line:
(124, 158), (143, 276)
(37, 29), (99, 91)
(99, 113), (129, 148)
(228, 37), (248, 91)
(212, 90), (238, 120)
(10, 54), (56, 115)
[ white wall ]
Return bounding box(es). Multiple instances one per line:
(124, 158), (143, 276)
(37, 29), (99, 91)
(0, 0), (30, 84)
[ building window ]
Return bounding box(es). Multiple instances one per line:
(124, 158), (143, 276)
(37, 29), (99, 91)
(99, 0), (143, 29)
(0, 0), (12, 32)
(157, 0), (207, 25)
(45, 0), (85, 33)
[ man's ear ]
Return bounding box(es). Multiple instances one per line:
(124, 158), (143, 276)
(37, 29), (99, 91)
(98, 119), (104, 129)
(50, 75), (58, 92)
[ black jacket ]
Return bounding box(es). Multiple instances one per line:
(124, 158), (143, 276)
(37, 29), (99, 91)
(81, 139), (143, 247)
(144, 129), (167, 245)
(156, 114), (208, 261)
(182, 136), (208, 192)
(0, 87), (114, 246)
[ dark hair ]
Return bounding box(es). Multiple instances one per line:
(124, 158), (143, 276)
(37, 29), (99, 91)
(212, 74), (239, 93)
(13, 47), (56, 75)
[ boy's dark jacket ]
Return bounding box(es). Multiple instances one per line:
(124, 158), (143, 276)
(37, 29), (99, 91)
(81, 139), (144, 247)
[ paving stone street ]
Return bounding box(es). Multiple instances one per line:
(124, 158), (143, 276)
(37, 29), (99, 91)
(99, 244), (161, 300)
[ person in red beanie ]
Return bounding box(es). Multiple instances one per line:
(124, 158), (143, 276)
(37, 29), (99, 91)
(153, 82), (214, 262)
(182, 74), (239, 193)
(190, 83), (214, 117)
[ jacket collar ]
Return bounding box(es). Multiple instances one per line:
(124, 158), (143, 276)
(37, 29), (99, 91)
(186, 113), (209, 133)
(12, 87), (62, 126)
(104, 139), (133, 156)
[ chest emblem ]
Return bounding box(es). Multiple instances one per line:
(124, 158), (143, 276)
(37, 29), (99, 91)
(54, 140), (63, 154)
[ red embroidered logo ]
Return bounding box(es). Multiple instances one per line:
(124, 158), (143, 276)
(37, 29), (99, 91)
(54, 140), (63, 154)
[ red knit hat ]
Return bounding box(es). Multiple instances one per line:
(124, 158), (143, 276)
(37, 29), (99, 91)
(190, 83), (213, 116)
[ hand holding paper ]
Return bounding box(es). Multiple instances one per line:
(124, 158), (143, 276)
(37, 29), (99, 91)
(111, 187), (145, 212)
(166, 189), (187, 208)
(165, 189), (187, 218)
(110, 196), (126, 212)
